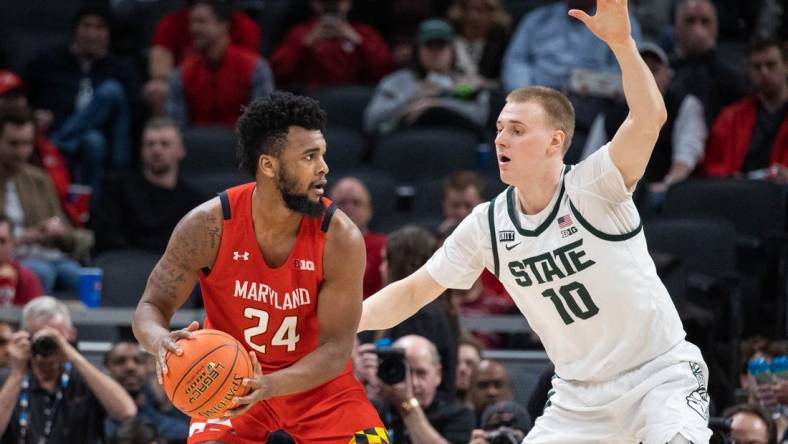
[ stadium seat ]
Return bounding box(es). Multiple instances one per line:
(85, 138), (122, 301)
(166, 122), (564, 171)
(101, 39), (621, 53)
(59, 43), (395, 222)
(663, 179), (787, 242)
(310, 86), (375, 134)
(329, 168), (398, 231)
(372, 128), (479, 182)
(644, 216), (741, 410)
(190, 171), (249, 198)
(181, 127), (238, 174)
(324, 126), (366, 175)
(94, 249), (201, 308)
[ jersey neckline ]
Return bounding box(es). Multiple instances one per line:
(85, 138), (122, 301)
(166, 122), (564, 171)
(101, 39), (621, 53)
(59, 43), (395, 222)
(505, 166), (569, 237)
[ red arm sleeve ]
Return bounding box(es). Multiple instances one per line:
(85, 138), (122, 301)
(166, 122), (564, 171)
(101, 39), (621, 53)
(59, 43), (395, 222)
(701, 111), (736, 177)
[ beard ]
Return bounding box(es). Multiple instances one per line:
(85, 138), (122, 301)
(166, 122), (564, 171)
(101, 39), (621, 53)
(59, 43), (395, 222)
(276, 165), (325, 217)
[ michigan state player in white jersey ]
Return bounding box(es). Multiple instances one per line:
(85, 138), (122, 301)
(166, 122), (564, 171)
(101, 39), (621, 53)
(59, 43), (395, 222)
(358, 1), (711, 442)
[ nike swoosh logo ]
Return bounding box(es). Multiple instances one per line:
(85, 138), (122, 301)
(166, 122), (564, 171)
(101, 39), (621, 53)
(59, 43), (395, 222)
(504, 242), (521, 251)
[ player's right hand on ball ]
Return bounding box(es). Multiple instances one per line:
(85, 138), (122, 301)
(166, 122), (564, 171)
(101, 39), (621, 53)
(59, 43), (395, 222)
(153, 321), (199, 384)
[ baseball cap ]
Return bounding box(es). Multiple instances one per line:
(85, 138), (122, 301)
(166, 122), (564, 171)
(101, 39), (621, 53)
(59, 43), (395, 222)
(0, 71), (23, 96)
(639, 42), (669, 66)
(481, 401), (532, 433)
(418, 19), (454, 45)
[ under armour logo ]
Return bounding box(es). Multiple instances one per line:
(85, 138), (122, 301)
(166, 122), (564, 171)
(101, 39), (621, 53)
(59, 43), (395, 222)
(233, 251), (249, 261)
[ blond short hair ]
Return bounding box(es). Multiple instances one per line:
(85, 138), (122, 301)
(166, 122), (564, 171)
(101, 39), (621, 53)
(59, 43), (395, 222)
(506, 86), (575, 154)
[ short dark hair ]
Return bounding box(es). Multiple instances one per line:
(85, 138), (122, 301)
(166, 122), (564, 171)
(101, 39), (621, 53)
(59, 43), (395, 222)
(0, 106), (34, 138)
(443, 170), (484, 199)
(749, 35), (786, 60)
(384, 225), (436, 283)
(0, 214), (11, 236)
(103, 340), (141, 366)
(192, 0), (234, 23)
(236, 92), (327, 177)
(73, 3), (111, 30)
(723, 403), (777, 444)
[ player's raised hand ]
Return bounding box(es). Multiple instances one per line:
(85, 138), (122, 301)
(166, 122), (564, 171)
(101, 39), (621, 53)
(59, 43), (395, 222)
(568, 0), (631, 47)
(153, 320), (199, 384)
(226, 351), (273, 418)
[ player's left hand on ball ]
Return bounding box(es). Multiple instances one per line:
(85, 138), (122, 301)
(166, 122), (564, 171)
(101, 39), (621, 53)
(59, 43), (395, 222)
(225, 351), (272, 417)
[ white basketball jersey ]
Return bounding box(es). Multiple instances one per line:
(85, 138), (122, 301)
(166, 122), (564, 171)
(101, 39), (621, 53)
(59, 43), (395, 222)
(482, 167), (685, 381)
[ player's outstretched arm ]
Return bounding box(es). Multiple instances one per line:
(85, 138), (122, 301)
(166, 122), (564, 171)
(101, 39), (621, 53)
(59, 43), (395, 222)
(132, 198), (223, 382)
(358, 265), (446, 332)
(569, 0), (667, 188)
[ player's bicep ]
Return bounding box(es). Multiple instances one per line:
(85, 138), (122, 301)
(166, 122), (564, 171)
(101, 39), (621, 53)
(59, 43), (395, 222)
(317, 212), (365, 348)
(140, 200), (222, 318)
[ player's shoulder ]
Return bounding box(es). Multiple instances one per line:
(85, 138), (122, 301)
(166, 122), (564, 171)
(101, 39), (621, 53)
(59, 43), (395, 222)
(169, 196), (224, 261)
(324, 208), (364, 249)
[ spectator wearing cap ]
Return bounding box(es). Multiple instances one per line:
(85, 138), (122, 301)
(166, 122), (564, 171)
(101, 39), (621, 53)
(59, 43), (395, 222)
(702, 36), (788, 183)
(581, 42), (707, 194)
(23, 3), (140, 192)
(270, 0), (393, 91)
(145, 0), (260, 116)
(364, 19), (489, 136)
(469, 400), (532, 444)
(0, 71), (85, 227)
(166, 0), (274, 129)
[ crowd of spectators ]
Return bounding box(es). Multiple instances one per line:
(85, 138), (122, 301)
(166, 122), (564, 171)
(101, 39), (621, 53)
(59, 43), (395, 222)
(0, 0), (785, 442)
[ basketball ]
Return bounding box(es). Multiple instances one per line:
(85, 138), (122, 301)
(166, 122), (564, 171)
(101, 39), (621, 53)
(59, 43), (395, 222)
(162, 329), (253, 419)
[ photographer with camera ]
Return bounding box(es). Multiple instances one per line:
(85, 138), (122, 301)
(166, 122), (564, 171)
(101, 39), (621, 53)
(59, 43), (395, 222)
(375, 334), (474, 444)
(0, 296), (136, 443)
(469, 401), (531, 444)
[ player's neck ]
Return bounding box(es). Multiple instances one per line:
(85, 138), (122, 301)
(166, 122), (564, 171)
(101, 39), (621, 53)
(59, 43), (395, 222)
(514, 163), (563, 215)
(251, 186), (303, 234)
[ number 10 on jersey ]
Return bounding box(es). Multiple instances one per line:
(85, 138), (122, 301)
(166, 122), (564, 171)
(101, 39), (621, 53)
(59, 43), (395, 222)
(243, 308), (301, 353)
(541, 281), (599, 325)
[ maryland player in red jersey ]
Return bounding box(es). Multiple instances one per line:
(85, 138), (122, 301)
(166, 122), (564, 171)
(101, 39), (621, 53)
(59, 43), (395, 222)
(132, 92), (387, 443)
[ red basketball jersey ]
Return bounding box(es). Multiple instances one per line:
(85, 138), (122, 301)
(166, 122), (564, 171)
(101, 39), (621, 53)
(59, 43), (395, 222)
(199, 183), (337, 373)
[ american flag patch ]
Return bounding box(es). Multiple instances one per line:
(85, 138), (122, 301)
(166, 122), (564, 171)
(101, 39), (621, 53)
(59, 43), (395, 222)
(557, 214), (573, 228)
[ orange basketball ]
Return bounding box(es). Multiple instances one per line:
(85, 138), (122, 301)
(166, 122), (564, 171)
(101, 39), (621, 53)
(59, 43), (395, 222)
(162, 329), (253, 419)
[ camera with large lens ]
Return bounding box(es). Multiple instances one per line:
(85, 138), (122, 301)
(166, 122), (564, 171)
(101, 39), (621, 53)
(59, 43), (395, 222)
(374, 347), (407, 385)
(31, 335), (58, 358)
(485, 429), (520, 444)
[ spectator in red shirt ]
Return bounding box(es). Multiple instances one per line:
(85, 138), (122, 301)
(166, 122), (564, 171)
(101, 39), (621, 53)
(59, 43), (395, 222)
(270, 0), (393, 91)
(702, 36), (788, 182)
(0, 215), (44, 308)
(166, 0), (274, 128)
(144, 0), (261, 115)
(328, 176), (386, 298)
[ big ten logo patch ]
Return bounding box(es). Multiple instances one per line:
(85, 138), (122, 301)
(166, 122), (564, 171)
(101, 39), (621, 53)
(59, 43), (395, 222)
(294, 259), (315, 271)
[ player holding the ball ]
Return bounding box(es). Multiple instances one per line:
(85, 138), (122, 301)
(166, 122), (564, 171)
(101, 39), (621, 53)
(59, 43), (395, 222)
(360, 1), (712, 443)
(132, 92), (387, 443)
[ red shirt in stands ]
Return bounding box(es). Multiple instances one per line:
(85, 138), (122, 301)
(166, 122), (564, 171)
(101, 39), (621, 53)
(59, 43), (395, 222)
(198, 183), (341, 373)
(0, 262), (44, 307)
(702, 96), (788, 177)
(181, 45), (260, 128)
(362, 231), (386, 298)
(152, 9), (260, 62)
(270, 18), (393, 89)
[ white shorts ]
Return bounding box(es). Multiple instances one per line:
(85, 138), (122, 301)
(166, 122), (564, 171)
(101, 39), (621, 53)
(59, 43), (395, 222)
(525, 341), (712, 444)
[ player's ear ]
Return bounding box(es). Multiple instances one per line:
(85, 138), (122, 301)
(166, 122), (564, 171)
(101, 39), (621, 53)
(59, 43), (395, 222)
(258, 154), (277, 179)
(548, 130), (565, 156)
